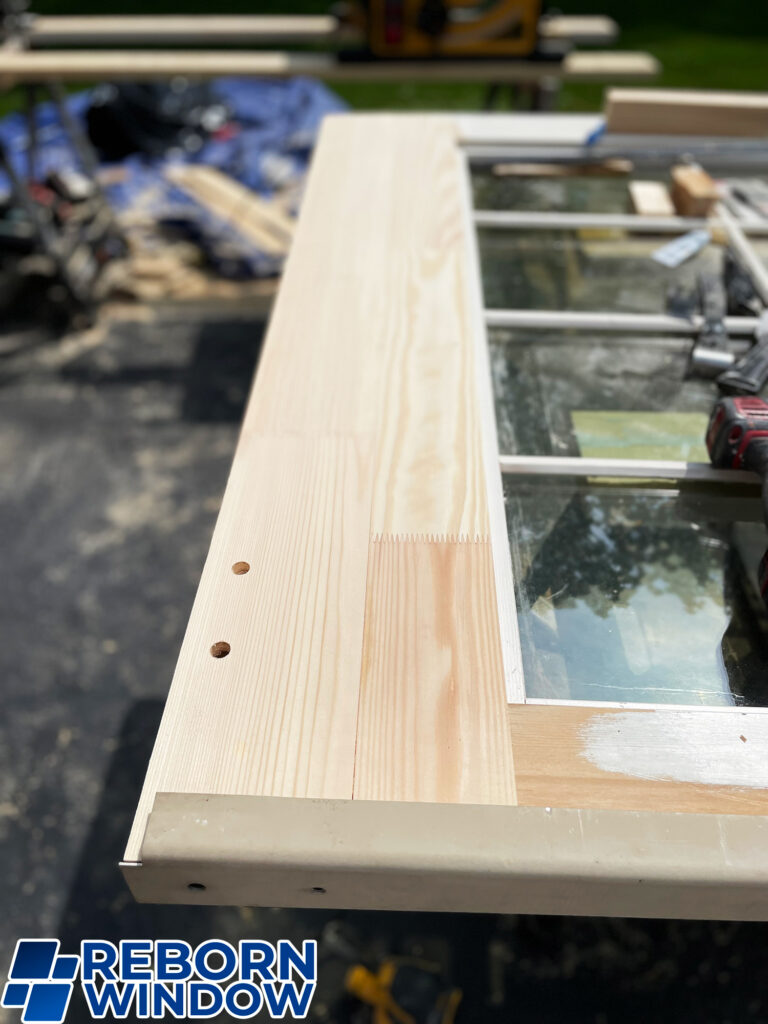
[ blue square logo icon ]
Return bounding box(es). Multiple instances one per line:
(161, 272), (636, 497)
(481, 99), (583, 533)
(9, 942), (58, 982)
(22, 983), (73, 1024)
(3, 941), (79, 1024)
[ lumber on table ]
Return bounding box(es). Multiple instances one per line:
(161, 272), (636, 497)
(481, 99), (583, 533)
(29, 13), (617, 47)
(28, 14), (351, 46)
(28, 15), (342, 46)
(0, 49), (660, 84)
(562, 51), (659, 81)
(165, 164), (294, 257)
(605, 88), (768, 137)
(538, 14), (618, 43)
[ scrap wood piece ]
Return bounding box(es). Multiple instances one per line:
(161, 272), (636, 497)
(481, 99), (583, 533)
(562, 51), (660, 81)
(537, 14), (617, 43)
(29, 14), (345, 46)
(716, 201), (768, 306)
(670, 164), (719, 218)
(725, 179), (768, 223)
(629, 180), (675, 217)
(164, 164), (295, 256)
(605, 88), (768, 137)
(492, 158), (632, 178)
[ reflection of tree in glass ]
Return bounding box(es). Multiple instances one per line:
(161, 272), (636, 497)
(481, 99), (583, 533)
(522, 491), (724, 619)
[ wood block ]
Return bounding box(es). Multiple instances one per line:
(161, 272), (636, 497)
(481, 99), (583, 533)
(563, 51), (659, 82)
(629, 180), (675, 217)
(670, 165), (719, 217)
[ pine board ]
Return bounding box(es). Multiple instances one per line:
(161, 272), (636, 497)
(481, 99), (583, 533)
(125, 114), (511, 864)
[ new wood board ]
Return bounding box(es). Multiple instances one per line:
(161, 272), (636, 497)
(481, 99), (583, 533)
(605, 88), (768, 137)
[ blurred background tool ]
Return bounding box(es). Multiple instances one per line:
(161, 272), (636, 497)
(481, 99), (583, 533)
(320, 920), (462, 1024)
(0, 2), (126, 322)
(707, 394), (768, 600)
(346, 0), (544, 58)
(346, 961), (462, 1024)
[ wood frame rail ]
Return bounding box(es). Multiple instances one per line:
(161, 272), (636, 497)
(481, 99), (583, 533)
(25, 13), (617, 47)
(474, 209), (768, 234)
(26, 14), (348, 46)
(485, 308), (761, 335)
(124, 112), (768, 918)
(498, 455), (759, 485)
(0, 49), (659, 84)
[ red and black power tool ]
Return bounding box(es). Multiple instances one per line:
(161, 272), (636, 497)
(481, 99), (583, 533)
(707, 396), (768, 600)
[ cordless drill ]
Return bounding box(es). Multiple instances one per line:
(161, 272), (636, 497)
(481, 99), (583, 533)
(706, 396), (768, 600)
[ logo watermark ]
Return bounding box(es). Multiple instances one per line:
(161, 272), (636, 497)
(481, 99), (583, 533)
(2, 939), (317, 1022)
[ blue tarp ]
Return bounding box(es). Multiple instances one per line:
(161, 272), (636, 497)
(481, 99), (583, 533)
(0, 77), (347, 276)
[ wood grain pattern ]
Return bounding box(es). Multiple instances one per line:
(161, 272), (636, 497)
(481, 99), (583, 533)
(126, 116), (512, 864)
(125, 437), (373, 861)
(509, 704), (768, 815)
(28, 13), (618, 48)
(245, 117), (407, 439)
(354, 537), (516, 805)
(562, 51), (659, 80)
(368, 128), (486, 539)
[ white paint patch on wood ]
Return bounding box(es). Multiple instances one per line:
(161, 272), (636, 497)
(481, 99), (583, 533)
(580, 711), (768, 789)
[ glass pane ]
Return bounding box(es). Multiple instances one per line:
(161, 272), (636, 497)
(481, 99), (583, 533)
(472, 169), (634, 214)
(479, 229), (723, 312)
(490, 329), (717, 459)
(471, 166), (768, 215)
(507, 476), (768, 706)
